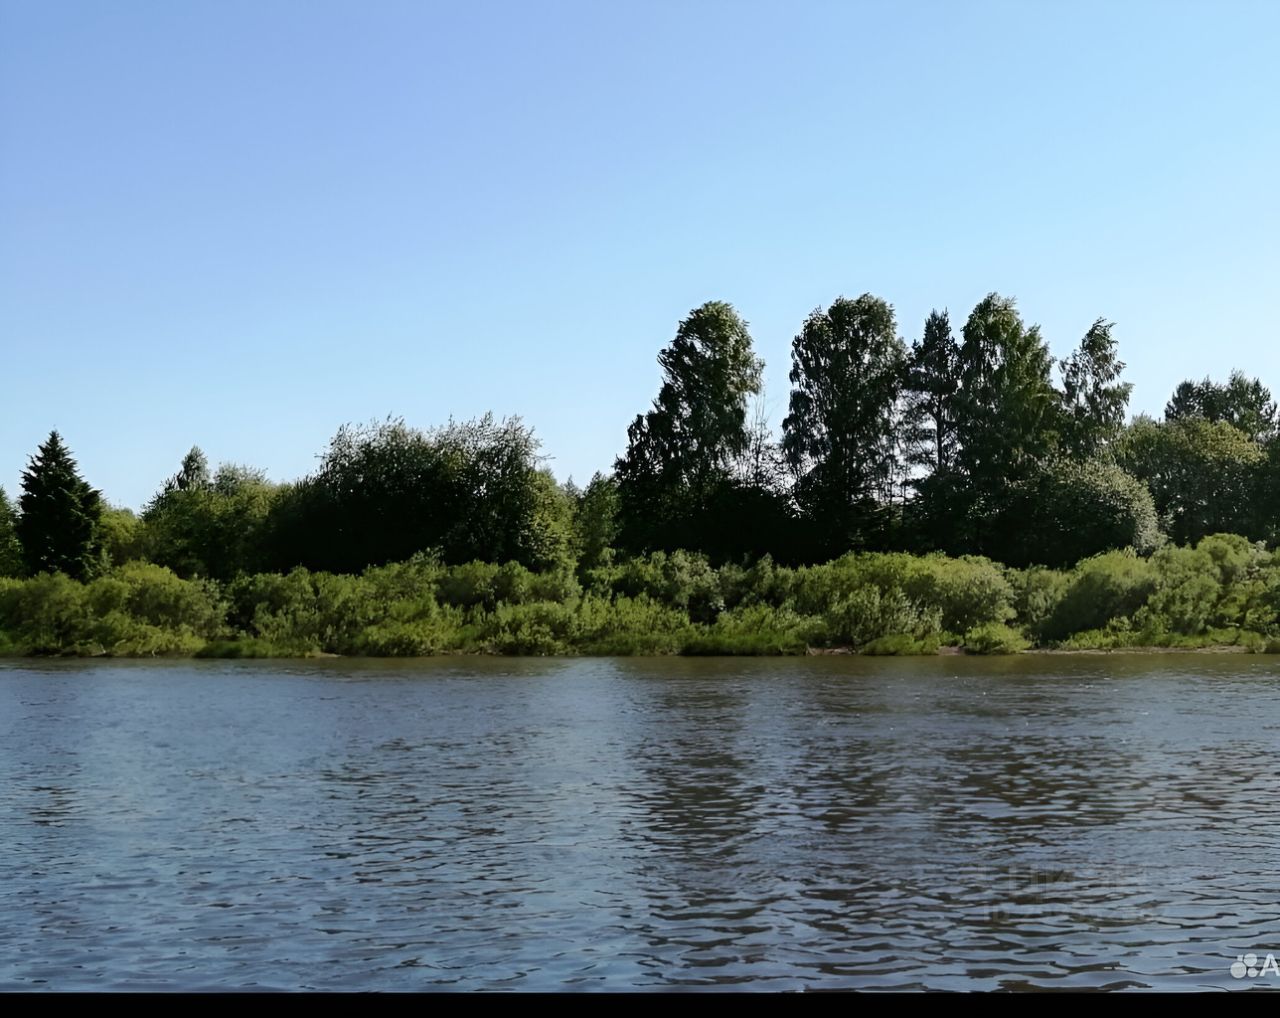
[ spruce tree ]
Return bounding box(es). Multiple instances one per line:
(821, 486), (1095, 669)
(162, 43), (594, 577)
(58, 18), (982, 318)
(16, 431), (103, 579)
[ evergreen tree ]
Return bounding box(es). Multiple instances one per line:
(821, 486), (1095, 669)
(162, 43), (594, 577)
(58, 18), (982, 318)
(173, 446), (212, 493)
(615, 301), (763, 552)
(782, 294), (906, 554)
(1059, 318), (1131, 460)
(16, 431), (103, 579)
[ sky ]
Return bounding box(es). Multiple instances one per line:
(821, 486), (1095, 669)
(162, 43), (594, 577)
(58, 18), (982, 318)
(2, 0), (1278, 510)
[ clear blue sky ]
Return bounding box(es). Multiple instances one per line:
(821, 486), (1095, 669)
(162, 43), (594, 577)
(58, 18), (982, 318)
(3, 0), (1278, 510)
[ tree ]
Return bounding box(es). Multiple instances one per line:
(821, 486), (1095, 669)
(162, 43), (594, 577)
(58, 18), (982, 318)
(98, 506), (145, 569)
(142, 453), (278, 580)
(995, 458), (1161, 568)
(1116, 415), (1263, 545)
(615, 301), (763, 552)
(782, 294), (906, 555)
(16, 431), (103, 580)
(170, 446), (212, 494)
(952, 294), (1059, 552)
(0, 487), (22, 577)
(571, 472), (620, 573)
(265, 414), (572, 573)
(1164, 370), (1277, 442)
(902, 309), (960, 478)
(1059, 318), (1131, 460)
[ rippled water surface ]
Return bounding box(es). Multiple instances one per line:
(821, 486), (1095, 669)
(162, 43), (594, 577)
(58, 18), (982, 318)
(3, 655), (1280, 991)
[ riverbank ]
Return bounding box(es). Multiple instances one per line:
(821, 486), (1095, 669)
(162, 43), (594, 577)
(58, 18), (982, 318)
(2, 636), (1273, 660)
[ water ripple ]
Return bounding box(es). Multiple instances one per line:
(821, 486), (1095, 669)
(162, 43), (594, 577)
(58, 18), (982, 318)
(1, 655), (1279, 990)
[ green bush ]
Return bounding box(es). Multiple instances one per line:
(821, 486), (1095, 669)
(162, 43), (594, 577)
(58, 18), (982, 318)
(1039, 550), (1157, 642)
(963, 622), (1029, 655)
(682, 603), (818, 655)
(6, 536), (1280, 658)
(574, 593), (692, 655)
(996, 459), (1162, 568)
(8, 572), (87, 653)
(481, 601), (576, 655)
(437, 560), (501, 609)
(1012, 566), (1069, 635)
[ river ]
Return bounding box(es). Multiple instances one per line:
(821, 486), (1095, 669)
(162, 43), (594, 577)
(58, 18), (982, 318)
(2, 655), (1277, 990)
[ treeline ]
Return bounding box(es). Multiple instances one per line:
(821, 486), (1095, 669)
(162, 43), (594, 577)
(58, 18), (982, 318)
(4, 289), (1280, 655)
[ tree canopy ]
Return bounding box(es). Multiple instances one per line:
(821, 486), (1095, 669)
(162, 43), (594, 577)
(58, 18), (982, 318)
(615, 301), (764, 553)
(782, 294), (906, 555)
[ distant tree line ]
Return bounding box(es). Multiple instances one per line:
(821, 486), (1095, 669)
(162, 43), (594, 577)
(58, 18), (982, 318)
(5, 291), (1280, 587)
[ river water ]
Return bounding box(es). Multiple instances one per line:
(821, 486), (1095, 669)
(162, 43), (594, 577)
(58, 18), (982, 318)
(2, 655), (1278, 991)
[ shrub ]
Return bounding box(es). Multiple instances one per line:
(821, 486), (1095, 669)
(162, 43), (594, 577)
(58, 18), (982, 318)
(1012, 566), (1069, 636)
(1040, 551), (1157, 642)
(963, 622), (1029, 655)
(996, 459), (1162, 568)
(437, 561), (500, 609)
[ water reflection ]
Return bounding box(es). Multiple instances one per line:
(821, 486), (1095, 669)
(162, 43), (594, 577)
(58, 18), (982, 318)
(1, 656), (1279, 990)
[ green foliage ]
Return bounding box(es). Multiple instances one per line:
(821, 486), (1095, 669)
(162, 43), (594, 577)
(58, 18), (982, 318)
(902, 310), (960, 478)
(1117, 416), (1262, 544)
(1165, 371), (1277, 442)
(1058, 319), (1132, 460)
(787, 552), (1012, 648)
(572, 593), (694, 655)
(436, 560), (501, 609)
(963, 623), (1030, 655)
(822, 586), (936, 647)
(782, 294), (907, 553)
(608, 550), (725, 623)
(480, 601), (577, 655)
(952, 294), (1060, 552)
(680, 603), (818, 655)
(615, 301), (764, 554)
(0, 487), (22, 578)
(1011, 567), (1069, 636)
(108, 562), (225, 634)
(17, 432), (104, 581)
(997, 459), (1161, 568)
(1037, 550), (1157, 642)
(860, 633), (945, 655)
(572, 472), (620, 573)
(267, 415), (571, 574)
(142, 453), (279, 579)
(0, 563), (221, 655)
(1, 571), (86, 653)
(2, 536), (1280, 658)
(98, 506), (146, 569)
